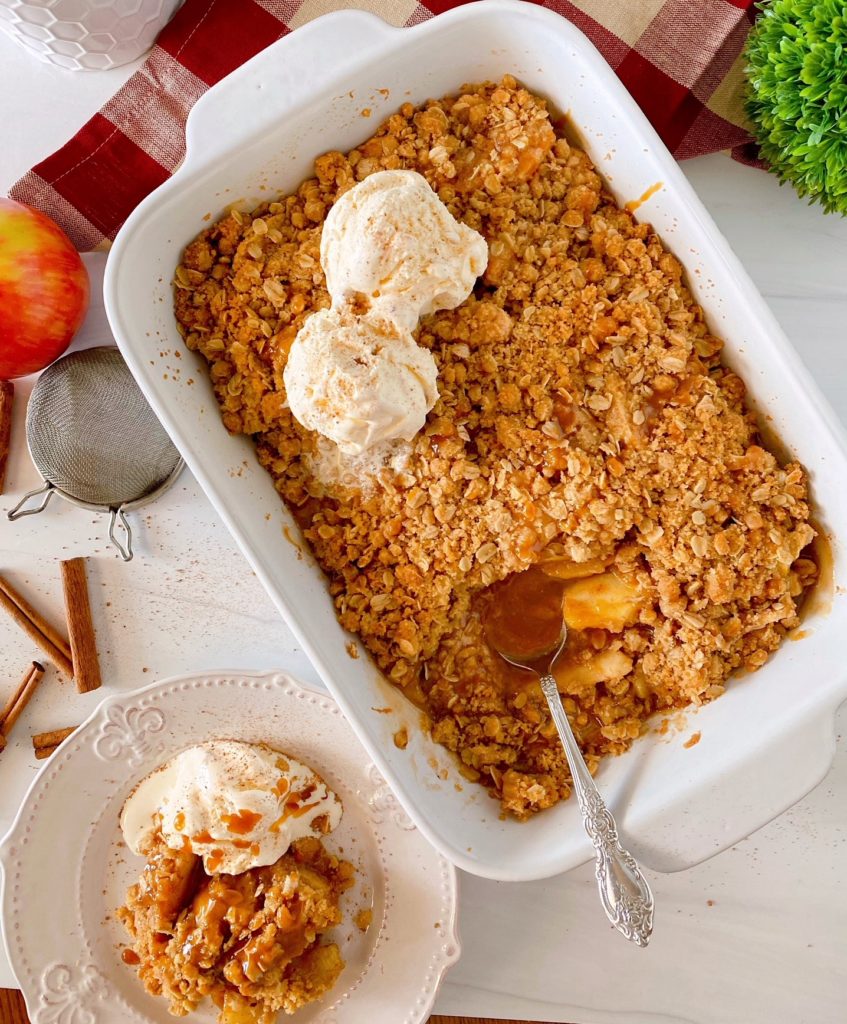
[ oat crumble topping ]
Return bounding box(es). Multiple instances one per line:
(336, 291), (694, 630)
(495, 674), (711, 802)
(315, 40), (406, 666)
(118, 835), (354, 1022)
(175, 77), (817, 819)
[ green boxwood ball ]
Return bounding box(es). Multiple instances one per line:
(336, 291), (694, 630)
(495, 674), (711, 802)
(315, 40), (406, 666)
(745, 0), (847, 215)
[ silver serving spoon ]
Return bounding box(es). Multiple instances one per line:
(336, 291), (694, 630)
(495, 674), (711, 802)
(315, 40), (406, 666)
(489, 604), (654, 947)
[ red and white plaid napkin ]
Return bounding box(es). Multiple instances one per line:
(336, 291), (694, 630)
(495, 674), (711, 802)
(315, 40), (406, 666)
(9, 0), (758, 251)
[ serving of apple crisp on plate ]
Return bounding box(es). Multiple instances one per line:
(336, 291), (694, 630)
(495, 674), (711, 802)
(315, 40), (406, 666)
(0, 671), (458, 1024)
(117, 740), (352, 1022)
(174, 76), (818, 821)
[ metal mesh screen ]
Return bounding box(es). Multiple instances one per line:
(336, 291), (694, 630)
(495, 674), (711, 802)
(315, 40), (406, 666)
(26, 348), (181, 508)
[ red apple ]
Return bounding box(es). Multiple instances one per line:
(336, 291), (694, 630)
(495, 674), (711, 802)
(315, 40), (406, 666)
(0, 198), (89, 380)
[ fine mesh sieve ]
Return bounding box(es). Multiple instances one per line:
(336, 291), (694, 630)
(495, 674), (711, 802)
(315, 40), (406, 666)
(7, 347), (183, 561)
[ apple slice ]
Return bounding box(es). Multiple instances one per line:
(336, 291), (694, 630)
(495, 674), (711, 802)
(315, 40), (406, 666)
(538, 556), (609, 580)
(562, 572), (643, 632)
(553, 649), (634, 694)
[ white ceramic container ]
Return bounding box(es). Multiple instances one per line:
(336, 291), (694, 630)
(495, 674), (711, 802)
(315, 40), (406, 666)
(104, 0), (847, 881)
(0, 0), (181, 71)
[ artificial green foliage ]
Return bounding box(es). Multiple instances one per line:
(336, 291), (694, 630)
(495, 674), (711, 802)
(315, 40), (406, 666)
(745, 0), (847, 214)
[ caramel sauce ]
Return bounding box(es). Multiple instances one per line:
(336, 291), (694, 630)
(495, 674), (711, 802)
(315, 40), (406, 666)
(141, 843), (203, 926)
(282, 525), (302, 553)
(185, 879), (252, 964)
(625, 181), (663, 213)
(278, 900), (301, 931)
(121, 947), (140, 965)
(480, 560), (647, 717)
(553, 399), (576, 433)
(290, 499), (320, 532)
(229, 893), (305, 982)
(291, 783), (317, 804)
(273, 776), (291, 798)
(205, 848), (224, 873)
(236, 918), (306, 982)
(193, 888), (229, 929)
(222, 808), (263, 835)
(483, 566), (565, 662)
(798, 524), (834, 619)
(543, 447), (570, 474)
(173, 811), (186, 831)
(268, 800), (322, 833)
(271, 323), (298, 359)
(644, 372), (698, 422)
(192, 830), (213, 845)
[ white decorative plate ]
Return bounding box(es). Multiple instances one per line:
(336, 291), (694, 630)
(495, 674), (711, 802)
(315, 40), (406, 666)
(0, 670), (460, 1024)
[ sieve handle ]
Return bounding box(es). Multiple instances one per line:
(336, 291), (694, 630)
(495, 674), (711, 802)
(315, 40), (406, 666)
(7, 482), (54, 521)
(108, 507), (133, 561)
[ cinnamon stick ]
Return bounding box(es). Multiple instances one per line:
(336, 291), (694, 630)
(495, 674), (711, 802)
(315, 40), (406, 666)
(0, 666), (35, 728)
(0, 381), (12, 495)
(0, 662), (45, 742)
(60, 558), (102, 693)
(0, 988), (29, 1024)
(0, 573), (73, 676)
(32, 726), (76, 749)
(32, 725), (76, 759)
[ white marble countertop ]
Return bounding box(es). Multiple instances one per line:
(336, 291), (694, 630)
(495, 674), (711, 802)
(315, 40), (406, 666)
(2, 22), (846, 1024)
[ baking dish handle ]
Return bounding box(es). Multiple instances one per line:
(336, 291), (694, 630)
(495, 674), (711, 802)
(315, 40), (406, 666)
(183, 10), (400, 170)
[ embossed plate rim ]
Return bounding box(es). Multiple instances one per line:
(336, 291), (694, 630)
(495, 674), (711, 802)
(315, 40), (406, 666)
(0, 669), (460, 1024)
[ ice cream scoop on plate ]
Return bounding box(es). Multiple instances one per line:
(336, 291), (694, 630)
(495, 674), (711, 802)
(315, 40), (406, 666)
(120, 738), (342, 875)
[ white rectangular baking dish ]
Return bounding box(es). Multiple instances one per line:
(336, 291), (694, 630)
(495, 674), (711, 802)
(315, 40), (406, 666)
(105, 0), (847, 881)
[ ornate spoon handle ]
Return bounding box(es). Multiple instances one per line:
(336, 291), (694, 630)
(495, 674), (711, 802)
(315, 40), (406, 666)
(539, 673), (654, 947)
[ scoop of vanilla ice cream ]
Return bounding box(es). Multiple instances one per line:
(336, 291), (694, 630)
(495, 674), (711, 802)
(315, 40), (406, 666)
(283, 308), (438, 455)
(320, 169), (488, 331)
(120, 740), (342, 875)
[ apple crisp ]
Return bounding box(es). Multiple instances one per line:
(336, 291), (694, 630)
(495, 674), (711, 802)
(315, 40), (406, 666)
(118, 834), (354, 1022)
(174, 76), (817, 819)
